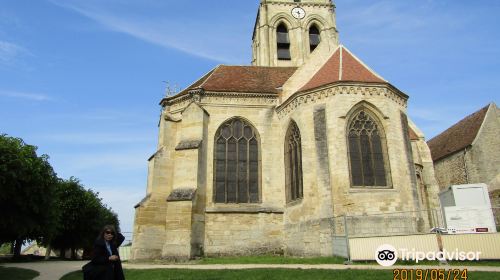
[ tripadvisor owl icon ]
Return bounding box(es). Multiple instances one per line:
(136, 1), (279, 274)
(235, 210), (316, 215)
(376, 244), (398, 266)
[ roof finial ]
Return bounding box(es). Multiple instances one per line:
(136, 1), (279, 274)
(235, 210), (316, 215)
(162, 81), (179, 98)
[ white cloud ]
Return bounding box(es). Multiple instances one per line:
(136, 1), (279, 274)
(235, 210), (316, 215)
(339, 1), (424, 30)
(41, 132), (151, 144)
(54, 151), (149, 172)
(0, 41), (30, 64)
(48, 0), (248, 63)
(0, 89), (53, 101)
(93, 186), (145, 234)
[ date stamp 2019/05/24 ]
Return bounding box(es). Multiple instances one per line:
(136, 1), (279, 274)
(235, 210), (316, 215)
(393, 269), (468, 280)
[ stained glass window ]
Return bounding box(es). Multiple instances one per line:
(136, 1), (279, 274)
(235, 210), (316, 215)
(347, 111), (388, 187)
(285, 121), (303, 202)
(214, 118), (259, 203)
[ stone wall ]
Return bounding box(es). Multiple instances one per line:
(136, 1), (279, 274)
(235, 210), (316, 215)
(433, 104), (499, 191)
(433, 152), (468, 191)
(132, 82), (440, 259)
(277, 83), (433, 254)
(252, 0), (338, 67)
(204, 212), (283, 256)
(466, 104), (500, 187)
(130, 195), (168, 260)
(284, 217), (333, 256)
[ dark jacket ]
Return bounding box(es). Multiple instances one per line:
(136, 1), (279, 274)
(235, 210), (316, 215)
(83, 233), (125, 280)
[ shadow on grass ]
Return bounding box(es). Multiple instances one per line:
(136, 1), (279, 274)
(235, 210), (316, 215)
(0, 266), (39, 280)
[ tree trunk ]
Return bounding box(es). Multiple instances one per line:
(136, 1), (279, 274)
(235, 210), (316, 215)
(13, 238), (23, 258)
(71, 247), (76, 259)
(10, 241), (15, 254)
(60, 246), (66, 259)
(45, 244), (52, 260)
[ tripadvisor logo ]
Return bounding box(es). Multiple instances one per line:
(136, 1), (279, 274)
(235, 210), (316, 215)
(375, 244), (482, 266)
(375, 244), (397, 266)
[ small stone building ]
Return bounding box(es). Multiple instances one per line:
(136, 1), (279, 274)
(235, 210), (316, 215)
(427, 103), (499, 192)
(131, 0), (440, 260)
(428, 103), (500, 223)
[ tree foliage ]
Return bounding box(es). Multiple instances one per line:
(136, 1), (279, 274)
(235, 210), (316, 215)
(48, 178), (119, 254)
(0, 134), (120, 258)
(0, 134), (58, 255)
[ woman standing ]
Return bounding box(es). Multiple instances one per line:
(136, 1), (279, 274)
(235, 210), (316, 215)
(83, 225), (125, 280)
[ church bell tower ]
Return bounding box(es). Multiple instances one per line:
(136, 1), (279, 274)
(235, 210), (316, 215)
(252, 0), (339, 67)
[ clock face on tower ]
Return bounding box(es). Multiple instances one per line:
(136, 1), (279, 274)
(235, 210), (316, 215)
(291, 7), (306, 19)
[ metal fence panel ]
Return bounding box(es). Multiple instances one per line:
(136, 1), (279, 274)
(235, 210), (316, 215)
(348, 234), (437, 261)
(442, 233), (500, 260)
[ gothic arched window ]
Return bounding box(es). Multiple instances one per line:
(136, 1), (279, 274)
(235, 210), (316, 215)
(347, 110), (389, 187)
(285, 121), (303, 202)
(277, 23), (291, 60)
(214, 118), (259, 203)
(309, 25), (321, 52)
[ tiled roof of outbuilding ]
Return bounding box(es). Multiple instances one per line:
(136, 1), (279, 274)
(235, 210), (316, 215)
(300, 45), (387, 92)
(427, 104), (490, 161)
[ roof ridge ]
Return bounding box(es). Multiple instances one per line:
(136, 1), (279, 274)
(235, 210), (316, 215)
(339, 46), (343, 80)
(341, 45), (387, 82)
(428, 104), (490, 143)
(297, 45), (341, 92)
(197, 65), (221, 89)
(427, 104), (490, 161)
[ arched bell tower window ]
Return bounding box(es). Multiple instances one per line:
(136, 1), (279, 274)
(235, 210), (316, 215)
(309, 25), (321, 52)
(214, 118), (260, 203)
(285, 121), (303, 203)
(276, 23), (291, 60)
(347, 110), (390, 187)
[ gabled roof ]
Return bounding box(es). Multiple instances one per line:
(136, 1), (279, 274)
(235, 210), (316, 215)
(427, 104), (490, 161)
(167, 65), (297, 102)
(300, 45), (387, 92)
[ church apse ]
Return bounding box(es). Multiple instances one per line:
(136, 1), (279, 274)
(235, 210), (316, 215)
(131, 0), (440, 260)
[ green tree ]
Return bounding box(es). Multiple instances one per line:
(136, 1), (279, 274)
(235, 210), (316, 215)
(0, 134), (58, 257)
(49, 178), (119, 259)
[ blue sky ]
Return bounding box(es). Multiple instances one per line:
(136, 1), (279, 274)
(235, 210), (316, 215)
(1, 0), (499, 234)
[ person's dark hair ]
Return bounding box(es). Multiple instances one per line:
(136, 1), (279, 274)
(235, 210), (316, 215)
(97, 225), (118, 246)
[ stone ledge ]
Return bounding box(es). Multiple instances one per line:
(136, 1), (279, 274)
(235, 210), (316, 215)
(348, 187), (399, 194)
(206, 206), (284, 214)
(175, 140), (202, 151)
(167, 188), (196, 201)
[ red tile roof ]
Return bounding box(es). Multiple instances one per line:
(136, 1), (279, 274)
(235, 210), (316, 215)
(427, 104), (490, 161)
(174, 65), (297, 97)
(300, 46), (386, 92)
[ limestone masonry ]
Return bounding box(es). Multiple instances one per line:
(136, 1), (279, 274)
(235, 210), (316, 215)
(131, 0), (442, 259)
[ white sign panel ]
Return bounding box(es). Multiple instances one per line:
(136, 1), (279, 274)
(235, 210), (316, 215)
(444, 206), (497, 234)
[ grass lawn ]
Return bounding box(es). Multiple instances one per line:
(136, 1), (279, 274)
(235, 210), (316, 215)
(61, 268), (500, 280)
(0, 266), (39, 280)
(353, 259), (500, 267)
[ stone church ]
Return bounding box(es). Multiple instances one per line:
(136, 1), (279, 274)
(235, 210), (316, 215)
(131, 0), (440, 259)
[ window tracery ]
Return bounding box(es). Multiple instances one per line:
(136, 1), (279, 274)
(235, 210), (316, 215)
(285, 121), (303, 202)
(214, 118), (259, 203)
(347, 111), (389, 187)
